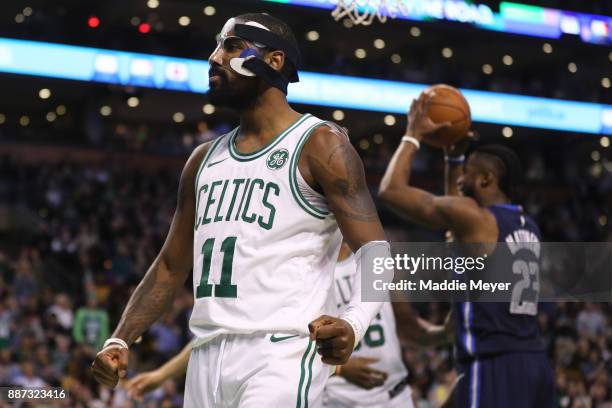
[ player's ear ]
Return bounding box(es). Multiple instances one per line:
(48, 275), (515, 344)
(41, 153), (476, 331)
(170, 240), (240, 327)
(265, 50), (285, 72)
(480, 170), (494, 188)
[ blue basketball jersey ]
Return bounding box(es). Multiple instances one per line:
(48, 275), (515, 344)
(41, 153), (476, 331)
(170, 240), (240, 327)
(454, 204), (545, 362)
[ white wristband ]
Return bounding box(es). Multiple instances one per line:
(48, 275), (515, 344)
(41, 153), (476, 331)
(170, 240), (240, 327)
(103, 338), (129, 350)
(401, 135), (420, 149)
(340, 314), (364, 350)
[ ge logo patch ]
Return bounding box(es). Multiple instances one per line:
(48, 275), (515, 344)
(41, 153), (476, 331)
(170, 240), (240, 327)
(267, 149), (289, 170)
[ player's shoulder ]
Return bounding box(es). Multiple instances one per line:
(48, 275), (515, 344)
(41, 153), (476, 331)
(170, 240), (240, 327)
(182, 135), (226, 184)
(301, 119), (352, 160)
(307, 119), (349, 144)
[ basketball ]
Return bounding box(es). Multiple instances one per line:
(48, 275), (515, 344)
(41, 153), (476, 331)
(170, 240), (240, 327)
(422, 84), (472, 148)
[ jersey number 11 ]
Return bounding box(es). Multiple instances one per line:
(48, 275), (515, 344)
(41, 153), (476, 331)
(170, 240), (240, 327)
(196, 236), (238, 298)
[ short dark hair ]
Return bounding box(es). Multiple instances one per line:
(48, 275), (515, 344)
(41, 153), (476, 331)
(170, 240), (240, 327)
(472, 144), (523, 198)
(236, 13), (299, 79)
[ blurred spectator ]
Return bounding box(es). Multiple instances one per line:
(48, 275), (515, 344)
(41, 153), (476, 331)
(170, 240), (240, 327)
(73, 295), (109, 351)
(12, 361), (47, 388)
(48, 293), (74, 331)
(577, 303), (606, 338)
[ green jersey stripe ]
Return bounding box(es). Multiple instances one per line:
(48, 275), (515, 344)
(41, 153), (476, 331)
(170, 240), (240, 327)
(228, 114), (312, 161)
(303, 339), (317, 408)
(193, 135), (225, 229)
(289, 121), (332, 219)
(296, 340), (314, 408)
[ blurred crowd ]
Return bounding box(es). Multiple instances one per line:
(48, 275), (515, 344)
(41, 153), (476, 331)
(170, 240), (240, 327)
(0, 130), (611, 407)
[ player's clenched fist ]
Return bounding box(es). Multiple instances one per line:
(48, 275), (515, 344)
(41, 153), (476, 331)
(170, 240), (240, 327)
(308, 315), (356, 365)
(91, 344), (129, 388)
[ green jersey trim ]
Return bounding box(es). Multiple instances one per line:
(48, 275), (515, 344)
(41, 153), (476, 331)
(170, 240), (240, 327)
(228, 114), (311, 162)
(289, 121), (332, 219)
(193, 135), (225, 229)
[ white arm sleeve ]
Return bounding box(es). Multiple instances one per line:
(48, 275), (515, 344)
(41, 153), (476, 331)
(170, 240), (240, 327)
(339, 241), (393, 346)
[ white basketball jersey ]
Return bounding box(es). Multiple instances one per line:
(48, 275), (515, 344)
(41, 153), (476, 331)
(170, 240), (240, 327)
(190, 114), (342, 346)
(325, 254), (410, 406)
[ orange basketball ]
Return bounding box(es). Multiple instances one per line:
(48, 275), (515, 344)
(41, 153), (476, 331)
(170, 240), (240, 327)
(421, 84), (471, 148)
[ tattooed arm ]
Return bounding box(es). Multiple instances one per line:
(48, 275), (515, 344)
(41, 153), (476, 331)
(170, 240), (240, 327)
(299, 124), (387, 365)
(299, 124), (386, 250)
(91, 141), (211, 387)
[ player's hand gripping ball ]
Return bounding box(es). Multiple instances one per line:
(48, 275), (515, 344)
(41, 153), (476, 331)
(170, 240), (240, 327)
(308, 315), (356, 365)
(408, 84), (472, 148)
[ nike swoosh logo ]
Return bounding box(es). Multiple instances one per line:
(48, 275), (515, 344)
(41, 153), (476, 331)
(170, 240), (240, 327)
(270, 334), (299, 343)
(207, 158), (228, 168)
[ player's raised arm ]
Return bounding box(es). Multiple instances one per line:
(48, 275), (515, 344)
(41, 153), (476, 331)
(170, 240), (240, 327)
(378, 94), (488, 240)
(91, 142), (211, 388)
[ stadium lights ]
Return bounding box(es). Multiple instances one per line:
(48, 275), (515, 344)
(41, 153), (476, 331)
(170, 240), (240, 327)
(502, 126), (513, 138)
(442, 48), (453, 58)
(374, 39), (385, 49)
(373, 134), (384, 144)
(355, 49), (366, 59)
(599, 215), (608, 227)
(602, 78), (611, 89)
(591, 150), (600, 161)
(39, 88), (51, 99)
(147, 0), (159, 9)
(178, 16), (191, 27)
(542, 43), (553, 54)
(568, 62), (577, 73)
(202, 104), (215, 114)
(19, 115), (30, 126)
(502, 55), (513, 66)
(127, 97), (139, 107)
(173, 112), (185, 123)
(15, 14), (25, 24)
(306, 31), (319, 42)
(359, 139), (370, 150)
(0, 114), (5, 124)
(332, 110), (344, 121)
(88, 16), (100, 29)
(138, 23), (151, 34)
(23, 7), (33, 17)
(342, 19), (354, 28)
(482, 64), (493, 75)
(391, 54), (401, 64)
(384, 115), (396, 126)
(601, 137), (610, 148)
(203, 6), (216, 16)
(46, 112), (57, 122)
(131, 17), (141, 26)
(410, 27), (421, 37)
(56, 105), (66, 115)
(100, 106), (112, 116)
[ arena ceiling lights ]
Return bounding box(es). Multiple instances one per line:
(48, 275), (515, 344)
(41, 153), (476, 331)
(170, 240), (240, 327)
(0, 37), (611, 135)
(263, 0), (612, 46)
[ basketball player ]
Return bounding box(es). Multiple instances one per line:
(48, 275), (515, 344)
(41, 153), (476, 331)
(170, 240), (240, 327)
(325, 241), (449, 408)
(123, 241), (447, 407)
(92, 13), (392, 407)
(378, 94), (554, 408)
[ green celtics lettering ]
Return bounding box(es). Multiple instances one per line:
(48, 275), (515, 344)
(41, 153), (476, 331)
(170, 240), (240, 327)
(195, 178), (279, 231)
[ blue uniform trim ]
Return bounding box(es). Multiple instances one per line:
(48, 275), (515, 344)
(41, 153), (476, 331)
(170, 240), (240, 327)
(463, 302), (474, 355)
(490, 203), (522, 212)
(470, 360), (480, 408)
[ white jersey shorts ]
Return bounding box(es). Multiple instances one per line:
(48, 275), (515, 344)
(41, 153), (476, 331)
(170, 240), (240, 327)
(185, 332), (333, 408)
